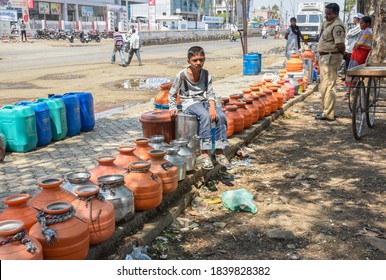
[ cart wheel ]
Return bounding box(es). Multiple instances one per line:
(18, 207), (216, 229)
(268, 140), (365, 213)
(348, 77), (358, 112)
(366, 77), (378, 128)
(352, 80), (366, 140)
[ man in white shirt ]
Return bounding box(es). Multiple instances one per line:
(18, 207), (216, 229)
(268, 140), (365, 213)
(343, 13), (363, 73)
(127, 29), (142, 66)
(275, 24), (280, 39)
(230, 24), (238, 41)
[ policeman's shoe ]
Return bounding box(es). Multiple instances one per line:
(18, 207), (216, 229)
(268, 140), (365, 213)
(315, 114), (335, 121)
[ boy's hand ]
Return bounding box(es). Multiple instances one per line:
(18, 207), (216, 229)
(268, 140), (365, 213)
(170, 109), (179, 118)
(209, 106), (217, 122)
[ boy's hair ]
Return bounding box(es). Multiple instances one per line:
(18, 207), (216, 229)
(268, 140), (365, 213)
(114, 27), (118, 32)
(187, 46), (205, 59)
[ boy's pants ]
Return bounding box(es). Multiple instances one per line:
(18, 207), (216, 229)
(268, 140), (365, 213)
(184, 101), (229, 151)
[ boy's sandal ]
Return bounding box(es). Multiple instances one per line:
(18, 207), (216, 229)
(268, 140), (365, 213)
(215, 154), (230, 166)
(201, 156), (214, 170)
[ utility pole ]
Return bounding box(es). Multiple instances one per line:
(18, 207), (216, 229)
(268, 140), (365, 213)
(225, 0), (229, 25)
(196, 0), (205, 29)
(242, 0), (247, 54)
(279, 0), (283, 23)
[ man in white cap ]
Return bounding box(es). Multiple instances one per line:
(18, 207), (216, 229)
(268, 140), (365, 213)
(342, 13), (364, 79)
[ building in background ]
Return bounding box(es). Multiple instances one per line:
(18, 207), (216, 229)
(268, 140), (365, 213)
(251, 7), (275, 23)
(1, 0), (229, 32)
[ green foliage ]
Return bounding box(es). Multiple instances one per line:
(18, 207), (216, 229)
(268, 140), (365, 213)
(344, 0), (356, 12)
(272, 4), (280, 11)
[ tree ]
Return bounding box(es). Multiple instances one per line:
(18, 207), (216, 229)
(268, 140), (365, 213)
(271, 4), (280, 19)
(261, 5), (266, 10)
(358, 0), (386, 63)
(272, 4), (280, 11)
(357, 0), (367, 14)
(343, 0), (357, 22)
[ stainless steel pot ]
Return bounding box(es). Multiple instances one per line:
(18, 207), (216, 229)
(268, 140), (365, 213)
(175, 113), (198, 139)
(170, 138), (196, 172)
(163, 145), (187, 181)
(149, 135), (167, 149)
(98, 174), (135, 222)
(62, 171), (96, 194)
(175, 113), (200, 160)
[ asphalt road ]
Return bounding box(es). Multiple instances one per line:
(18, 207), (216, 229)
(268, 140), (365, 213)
(1, 37), (278, 79)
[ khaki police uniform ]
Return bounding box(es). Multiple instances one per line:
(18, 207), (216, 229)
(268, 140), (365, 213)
(317, 17), (345, 120)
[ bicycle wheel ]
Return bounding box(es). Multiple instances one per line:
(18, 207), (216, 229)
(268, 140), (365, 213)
(348, 77), (357, 112)
(352, 80), (366, 140)
(366, 77), (378, 128)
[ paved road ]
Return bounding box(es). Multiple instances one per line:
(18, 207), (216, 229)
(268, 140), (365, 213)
(1, 37), (278, 77)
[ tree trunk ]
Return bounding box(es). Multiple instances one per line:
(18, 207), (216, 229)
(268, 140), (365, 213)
(357, 0), (367, 14)
(368, 0), (386, 63)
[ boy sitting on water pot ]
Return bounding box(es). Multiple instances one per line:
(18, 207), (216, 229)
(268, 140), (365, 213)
(168, 46), (230, 170)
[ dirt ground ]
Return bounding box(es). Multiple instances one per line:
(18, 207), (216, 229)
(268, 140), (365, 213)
(146, 81), (386, 260)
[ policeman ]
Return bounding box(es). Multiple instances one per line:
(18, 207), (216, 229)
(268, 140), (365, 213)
(316, 3), (345, 121)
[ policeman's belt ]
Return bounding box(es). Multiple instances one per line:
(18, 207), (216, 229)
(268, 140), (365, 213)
(319, 52), (341, 56)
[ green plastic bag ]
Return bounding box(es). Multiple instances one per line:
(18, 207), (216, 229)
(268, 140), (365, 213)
(221, 189), (258, 214)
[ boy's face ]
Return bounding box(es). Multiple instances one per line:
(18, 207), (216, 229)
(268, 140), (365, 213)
(187, 54), (205, 71)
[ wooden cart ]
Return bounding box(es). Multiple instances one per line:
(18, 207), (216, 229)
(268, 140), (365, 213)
(346, 63), (386, 140)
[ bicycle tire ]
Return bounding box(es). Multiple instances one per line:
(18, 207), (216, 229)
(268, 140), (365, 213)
(348, 76), (358, 112)
(352, 80), (366, 140)
(366, 77), (378, 128)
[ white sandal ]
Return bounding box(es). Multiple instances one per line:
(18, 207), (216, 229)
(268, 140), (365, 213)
(215, 154), (230, 166)
(202, 156), (214, 170)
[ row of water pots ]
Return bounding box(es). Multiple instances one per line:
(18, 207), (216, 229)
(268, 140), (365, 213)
(0, 136), (197, 260)
(0, 181), (115, 260)
(218, 73), (302, 137)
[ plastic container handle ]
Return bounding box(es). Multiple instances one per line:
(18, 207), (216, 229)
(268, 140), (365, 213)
(15, 101), (33, 106)
(2, 105), (15, 109)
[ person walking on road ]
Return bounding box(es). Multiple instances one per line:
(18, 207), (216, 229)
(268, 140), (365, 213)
(315, 3), (345, 121)
(274, 24), (280, 39)
(168, 46), (230, 170)
(127, 29), (142, 66)
(111, 27), (127, 67)
(20, 20), (27, 42)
